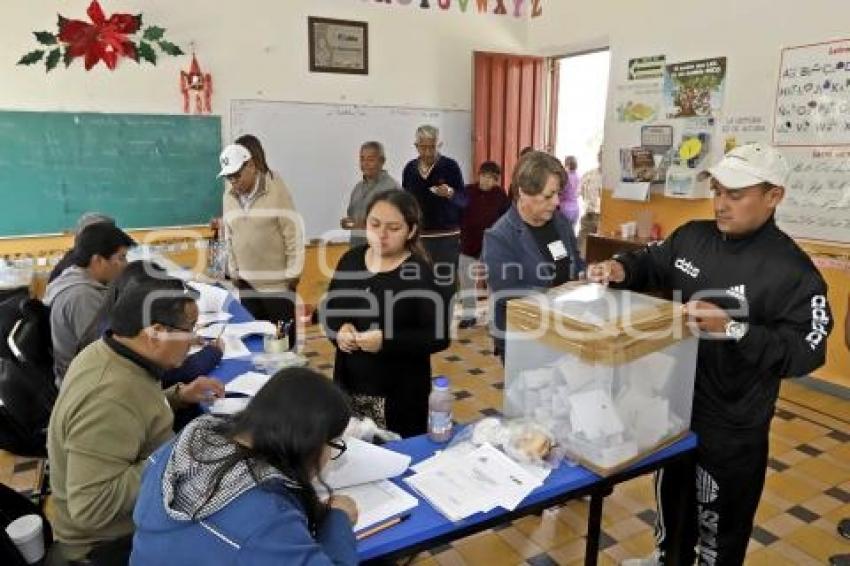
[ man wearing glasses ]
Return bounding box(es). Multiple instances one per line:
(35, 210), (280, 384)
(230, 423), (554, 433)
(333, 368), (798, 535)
(402, 125), (467, 331)
(47, 277), (224, 564)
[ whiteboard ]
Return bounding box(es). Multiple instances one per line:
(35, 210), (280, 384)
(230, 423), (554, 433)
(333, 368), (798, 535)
(230, 100), (472, 241)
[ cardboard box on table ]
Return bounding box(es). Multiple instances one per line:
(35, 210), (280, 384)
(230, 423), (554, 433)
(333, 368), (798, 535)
(504, 283), (698, 476)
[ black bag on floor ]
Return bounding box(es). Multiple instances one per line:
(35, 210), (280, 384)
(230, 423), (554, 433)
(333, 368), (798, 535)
(0, 296), (57, 457)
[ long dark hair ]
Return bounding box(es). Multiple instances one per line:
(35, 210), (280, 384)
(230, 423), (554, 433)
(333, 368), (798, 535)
(365, 189), (429, 262)
(235, 134), (272, 177)
(191, 368), (351, 533)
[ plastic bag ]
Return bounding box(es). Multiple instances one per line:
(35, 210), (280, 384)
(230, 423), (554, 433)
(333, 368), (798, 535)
(447, 416), (572, 470)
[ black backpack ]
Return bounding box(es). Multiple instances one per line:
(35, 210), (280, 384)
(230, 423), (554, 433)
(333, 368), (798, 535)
(0, 294), (58, 457)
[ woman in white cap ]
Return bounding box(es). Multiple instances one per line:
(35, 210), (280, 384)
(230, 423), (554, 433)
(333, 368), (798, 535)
(218, 135), (304, 349)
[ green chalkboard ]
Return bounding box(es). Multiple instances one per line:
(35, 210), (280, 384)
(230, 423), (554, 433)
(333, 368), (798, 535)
(0, 110), (223, 236)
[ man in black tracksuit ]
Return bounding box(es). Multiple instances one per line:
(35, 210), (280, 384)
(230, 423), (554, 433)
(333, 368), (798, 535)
(590, 143), (833, 565)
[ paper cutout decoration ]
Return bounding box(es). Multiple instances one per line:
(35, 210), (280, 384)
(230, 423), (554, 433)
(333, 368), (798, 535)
(17, 0), (183, 72)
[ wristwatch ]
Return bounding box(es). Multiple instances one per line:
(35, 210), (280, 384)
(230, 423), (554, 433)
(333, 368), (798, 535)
(724, 320), (749, 341)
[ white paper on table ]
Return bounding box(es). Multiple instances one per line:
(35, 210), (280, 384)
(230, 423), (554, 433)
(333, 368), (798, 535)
(197, 312), (233, 327)
(334, 480), (418, 532)
(404, 443), (543, 521)
(613, 181), (650, 201)
(323, 437), (411, 490)
(224, 371), (272, 396)
(197, 321), (277, 340)
(569, 389), (625, 439)
(221, 336), (251, 359)
(187, 281), (231, 313)
(209, 397), (250, 416)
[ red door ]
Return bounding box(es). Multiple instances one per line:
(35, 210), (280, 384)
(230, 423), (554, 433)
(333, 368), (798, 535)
(473, 52), (546, 190)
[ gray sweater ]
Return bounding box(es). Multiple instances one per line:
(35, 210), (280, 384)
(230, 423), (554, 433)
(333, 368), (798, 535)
(43, 266), (108, 383)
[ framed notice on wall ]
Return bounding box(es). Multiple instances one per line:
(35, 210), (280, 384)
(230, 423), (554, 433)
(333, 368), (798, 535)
(308, 17), (368, 75)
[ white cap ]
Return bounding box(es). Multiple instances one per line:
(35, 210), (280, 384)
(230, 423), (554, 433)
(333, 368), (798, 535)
(218, 144), (251, 177)
(698, 143), (790, 189)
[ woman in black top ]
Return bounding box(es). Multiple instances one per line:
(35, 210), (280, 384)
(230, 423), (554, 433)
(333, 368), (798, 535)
(320, 190), (450, 438)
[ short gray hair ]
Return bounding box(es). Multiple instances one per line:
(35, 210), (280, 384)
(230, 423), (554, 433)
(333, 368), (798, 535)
(360, 141), (386, 160)
(513, 151), (566, 196)
(415, 125), (439, 143)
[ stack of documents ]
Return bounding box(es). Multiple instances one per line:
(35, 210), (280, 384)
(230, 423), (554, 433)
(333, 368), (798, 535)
(197, 320), (278, 340)
(320, 437), (417, 533)
(403, 443), (544, 521)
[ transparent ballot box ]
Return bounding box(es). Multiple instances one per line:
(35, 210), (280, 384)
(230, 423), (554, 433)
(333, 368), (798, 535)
(504, 283), (698, 476)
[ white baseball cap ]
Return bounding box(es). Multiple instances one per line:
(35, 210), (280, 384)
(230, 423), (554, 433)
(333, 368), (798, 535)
(698, 143), (790, 189)
(218, 144), (252, 177)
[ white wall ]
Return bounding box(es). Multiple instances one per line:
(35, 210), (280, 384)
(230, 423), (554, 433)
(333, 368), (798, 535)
(1, 0), (528, 138)
(528, 0), (850, 181)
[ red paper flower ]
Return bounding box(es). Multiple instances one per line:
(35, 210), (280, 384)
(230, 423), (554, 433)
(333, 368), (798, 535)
(58, 0), (141, 70)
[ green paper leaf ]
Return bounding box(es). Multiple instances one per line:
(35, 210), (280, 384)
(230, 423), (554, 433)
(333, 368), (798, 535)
(34, 31), (57, 45)
(138, 41), (157, 65)
(143, 26), (165, 41)
(45, 48), (61, 71)
(63, 47), (74, 68)
(17, 50), (45, 66)
(157, 40), (184, 57)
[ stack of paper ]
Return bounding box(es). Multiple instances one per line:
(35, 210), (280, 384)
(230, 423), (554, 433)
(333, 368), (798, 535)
(224, 371), (273, 396)
(187, 281), (231, 313)
(317, 437), (417, 534)
(403, 443), (544, 521)
(334, 480), (418, 533)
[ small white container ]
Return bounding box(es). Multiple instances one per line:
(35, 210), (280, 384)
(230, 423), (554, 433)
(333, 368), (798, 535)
(5, 514), (44, 564)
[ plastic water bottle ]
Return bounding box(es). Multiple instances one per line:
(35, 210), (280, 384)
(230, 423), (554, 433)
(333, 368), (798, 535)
(427, 376), (453, 443)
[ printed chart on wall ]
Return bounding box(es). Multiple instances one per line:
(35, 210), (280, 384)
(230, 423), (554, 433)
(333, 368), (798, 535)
(773, 38), (850, 244)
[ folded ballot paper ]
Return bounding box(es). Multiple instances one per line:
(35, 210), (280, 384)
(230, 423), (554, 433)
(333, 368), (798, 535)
(404, 443), (543, 522)
(320, 438), (417, 533)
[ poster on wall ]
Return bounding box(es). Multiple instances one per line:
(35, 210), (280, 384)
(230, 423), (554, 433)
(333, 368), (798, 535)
(615, 55), (665, 123)
(776, 147), (850, 244)
(773, 38), (850, 147)
(663, 57), (727, 119)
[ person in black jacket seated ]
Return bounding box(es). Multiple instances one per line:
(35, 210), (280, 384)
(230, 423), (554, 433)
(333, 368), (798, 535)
(320, 189), (450, 438)
(102, 261), (224, 430)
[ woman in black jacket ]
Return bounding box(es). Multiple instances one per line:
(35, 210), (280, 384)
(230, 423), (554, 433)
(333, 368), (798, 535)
(320, 190), (450, 437)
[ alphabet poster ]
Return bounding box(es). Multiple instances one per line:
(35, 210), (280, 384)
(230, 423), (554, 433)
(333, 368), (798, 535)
(773, 38), (850, 147)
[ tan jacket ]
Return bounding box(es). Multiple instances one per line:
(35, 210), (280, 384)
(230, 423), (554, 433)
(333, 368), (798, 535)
(223, 171), (305, 291)
(47, 339), (178, 559)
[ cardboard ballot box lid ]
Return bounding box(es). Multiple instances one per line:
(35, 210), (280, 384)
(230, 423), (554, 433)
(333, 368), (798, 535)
(506, 282), (692, 366)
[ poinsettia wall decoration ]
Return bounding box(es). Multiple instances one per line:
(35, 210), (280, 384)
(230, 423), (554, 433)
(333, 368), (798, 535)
(18, 0), (184, 72)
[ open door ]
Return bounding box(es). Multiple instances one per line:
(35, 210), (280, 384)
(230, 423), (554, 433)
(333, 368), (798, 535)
(473, 52), (546, 190)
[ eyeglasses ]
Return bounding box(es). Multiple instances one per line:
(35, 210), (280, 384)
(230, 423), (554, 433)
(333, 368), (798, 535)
(327, 438), (347, 461)
(158, 322), (198, 339)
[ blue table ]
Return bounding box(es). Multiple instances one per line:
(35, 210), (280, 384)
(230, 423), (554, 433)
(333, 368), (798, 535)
(210, 296), (697, 566)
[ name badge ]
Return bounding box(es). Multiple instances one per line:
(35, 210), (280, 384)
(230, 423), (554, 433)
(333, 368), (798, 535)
(548, 240), (568, 261)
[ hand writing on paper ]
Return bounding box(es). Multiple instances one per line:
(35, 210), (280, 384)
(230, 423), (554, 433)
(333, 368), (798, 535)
(356, 329), (384, 353)
(337, 323), (360, 353)
(682, 300), (731, 336)
(178, 376), (225, 405)
(328, 494), (359, 526)
(587, 260), (626, 285)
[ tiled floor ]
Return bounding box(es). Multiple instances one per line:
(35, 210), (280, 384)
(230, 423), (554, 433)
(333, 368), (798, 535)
(2, 322), (848, 564)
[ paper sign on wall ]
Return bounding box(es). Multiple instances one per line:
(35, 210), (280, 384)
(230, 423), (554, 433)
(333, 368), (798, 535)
(663, 57), (727, 119)
(773, 38), (850, 147)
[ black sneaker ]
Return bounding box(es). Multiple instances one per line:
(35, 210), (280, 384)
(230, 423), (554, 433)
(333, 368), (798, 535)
(458, 318), (477, 329)
(840, 518), (850, 539)
(829, 555), (850, 566)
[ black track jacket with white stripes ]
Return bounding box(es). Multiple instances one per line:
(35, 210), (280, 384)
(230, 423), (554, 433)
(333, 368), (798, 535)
(614, 218), (832, 430)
